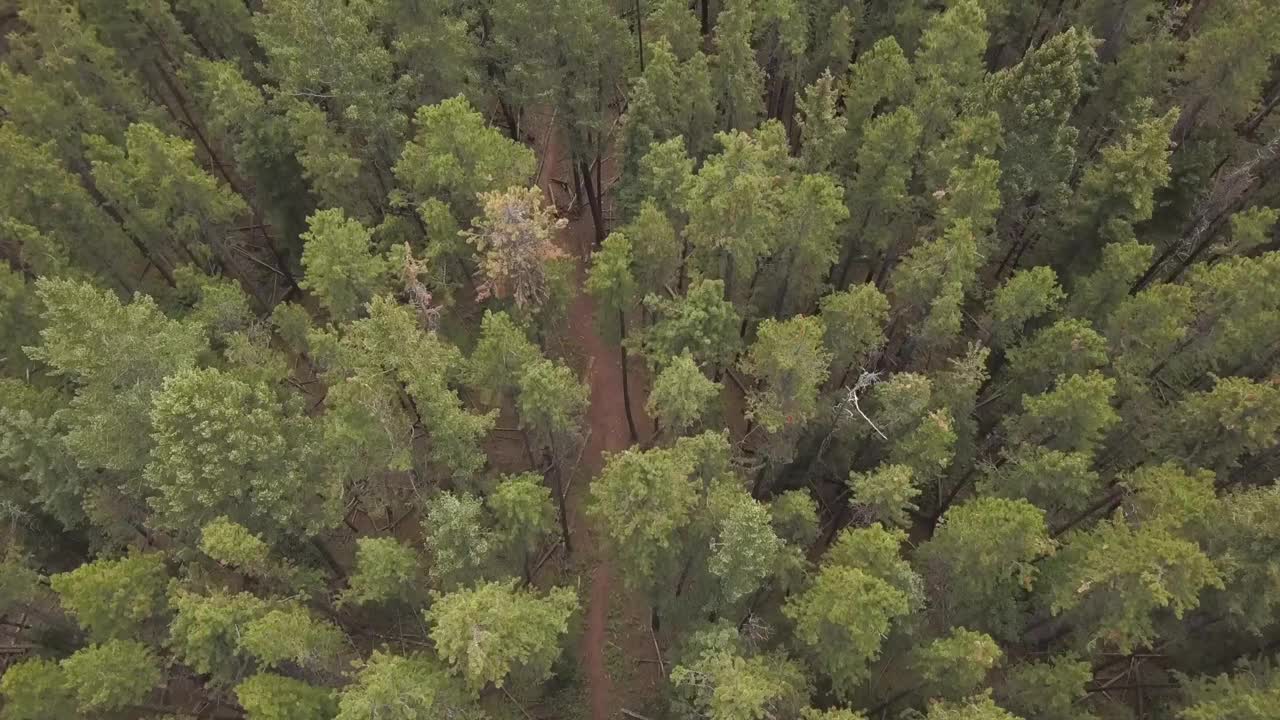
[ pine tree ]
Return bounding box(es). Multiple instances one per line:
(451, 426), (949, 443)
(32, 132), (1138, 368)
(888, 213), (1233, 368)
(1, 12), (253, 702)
(393, 96), (536, 231)
(426, 581), (577, 692)
(833, 106), (922, 289)
(740, 315), (832, 436)
(421, 492), (497, 591)
(911, 0), (989, 148)
(785, 562), (911, 695)
(50, 553), (168, 643)
(236, 673), (336, 720)
(996, 655), (1094, 720)
(670, 627), (809, 720)
(340, 537), (421, 608)
(299, 208), (392, 321)
(986, 27), (1094, 212)
(586, 230), (641, 439)
(1173, 0), (1280, 142)
(60, 640), (163, 714)
(464, 187), (568, 309)
(712, 0), (766, 132)
(86, 123), (250, 289)
(588, 444), (699, 591)
(648, 352), (722, 436)
(145, 366), (337, 536)
(0, 658), (76, 720)
(912, 628), (1003, 700)
(642, 279), (742, 373)
(840, 37), (913, 159)
(918, 498), (1052, 638)
(684, 124), (790, 300)
(335, 651), (478, 720)
(27, 278), (207, 475)
(167, 589), (270, 685)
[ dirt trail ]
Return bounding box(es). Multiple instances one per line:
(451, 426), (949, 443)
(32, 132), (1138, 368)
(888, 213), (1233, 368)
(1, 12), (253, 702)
(533, 111), (654, 720)
(566, 237), (629, 720)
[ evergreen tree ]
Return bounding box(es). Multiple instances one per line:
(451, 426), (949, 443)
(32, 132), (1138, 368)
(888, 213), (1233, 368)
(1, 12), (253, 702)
(50, 552), (169, 642)
(237, 673), (336, 720)
(145, 366), (336, 536)
(426, 581), (577, 692)
(648, 352), (722, 436)
(299, 208), (392, 321)
(464, 187), (567, 309)
(335, 651), (478, 720)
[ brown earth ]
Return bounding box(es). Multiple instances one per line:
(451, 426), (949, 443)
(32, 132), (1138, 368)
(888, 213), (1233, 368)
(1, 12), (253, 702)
(533, 109), (662, 720)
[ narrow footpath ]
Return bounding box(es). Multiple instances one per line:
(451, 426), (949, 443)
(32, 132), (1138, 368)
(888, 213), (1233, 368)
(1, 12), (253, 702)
(534, 112), (657, 720)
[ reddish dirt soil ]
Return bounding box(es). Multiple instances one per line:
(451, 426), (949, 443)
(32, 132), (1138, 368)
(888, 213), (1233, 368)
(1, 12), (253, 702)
(533, 110), (659, 720)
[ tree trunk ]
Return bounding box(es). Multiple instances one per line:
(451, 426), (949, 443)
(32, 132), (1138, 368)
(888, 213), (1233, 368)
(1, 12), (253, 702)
(619, 310), (640, 442)
(635, 0), (645, 72)
(570, 160), (584, 213)
(578, 157), (607, 246)
(722, 250), (736, 304)
(677, 231), (690, 292)
(1131, 241), (1180, 293)
(1243, 76), (1280, 136)
(738, 266), (761, 339)
(550, 456), (573, 555)
(832, 206), (873, 289)
(833, 246), (858, 290)
(873, 249), (894, 289)
(772, 255), (795, 317)
(310, 538), (345, 579)
(521, 428), (538, 469)
(750, 463), (770, 498)
(83, 181), (178, 288)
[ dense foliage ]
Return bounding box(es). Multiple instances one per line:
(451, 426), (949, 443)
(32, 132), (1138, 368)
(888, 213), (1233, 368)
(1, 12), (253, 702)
(2, 1), (1280, 719)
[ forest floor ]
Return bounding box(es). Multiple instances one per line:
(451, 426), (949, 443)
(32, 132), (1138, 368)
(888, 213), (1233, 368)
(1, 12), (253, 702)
(533, 110), (662, 720)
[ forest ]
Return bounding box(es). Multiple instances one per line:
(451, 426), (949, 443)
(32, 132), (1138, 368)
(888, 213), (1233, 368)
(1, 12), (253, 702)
(1, 0), (1280, 718)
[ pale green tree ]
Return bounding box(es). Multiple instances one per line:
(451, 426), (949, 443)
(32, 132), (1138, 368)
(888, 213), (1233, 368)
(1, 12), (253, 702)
(393, 95), (536, 228)
(340, 537), (421, 607)
(60, 640), (162, 714)
(0, 658), (76, 720)
(27, 278), (206, 476)
(820, 284), (891, 380)
(422, 492), (496, 591)
(489, 473), (557, 580)
(426, 581), (577, 692)
(466, 310), (542, 403)
(648, 352), (721, 436)
(299, 208), (392, 321)
(241, 604), (347, 672)
(236, 673), (336, 720)
(86, 123), (248, 280)
(784, 562), (911, 695)
(335, 651), (479, 720)
(588, 444), (698, 590)
(997, 655), (1094, 720)
(50, 552), (168, 642)
(912, 628), (1003, 700)
(918, 498), (1053, 638)
(670, 627), (810, 720)
(643, 279), (741, 373)
(740, 316), (832, 434)
(850, 464), (920, 528)
(145, 366), (336, 536)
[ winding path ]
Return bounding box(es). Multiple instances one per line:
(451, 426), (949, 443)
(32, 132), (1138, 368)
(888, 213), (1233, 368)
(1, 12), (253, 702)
(534, 113), (650, 720)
